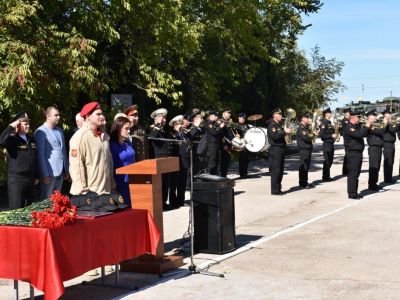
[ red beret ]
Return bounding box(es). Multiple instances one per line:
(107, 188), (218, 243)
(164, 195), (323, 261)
(80, 102), (101, 118)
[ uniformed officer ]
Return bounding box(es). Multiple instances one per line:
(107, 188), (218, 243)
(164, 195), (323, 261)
(124, 104), (149, 162)
(319, 107), (337, 181)
(382, 109), (397, 183)
(187, 109), (206, 175)
(168, 115), (189, 208)
(236, 113), (251, 179)
(267, 108), (291, 195)
(296, 112), (314, 188)
(148, 108), (172, 210)
(341, 108), (351, 175)
(220, 108), (235, 177)
(0, 111), (39, 209)
(365, 109), (385, 191)
(343, 110), (371, 199)
(205, 110), (224, 175)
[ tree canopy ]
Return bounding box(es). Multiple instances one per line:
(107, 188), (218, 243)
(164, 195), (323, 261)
(0, 0), (343, 129)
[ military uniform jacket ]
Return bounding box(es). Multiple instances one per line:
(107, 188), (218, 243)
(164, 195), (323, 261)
(188, 125), (203, 142)
(367, 126), (385, 147)
(383, 124), (397, 143)
(267, 120), (286, 147)
(343, 123), (369, 151)
(148, 124), (172, 157)
(0, 125), (38, 180)
(69, 123), (116, 195)
(319, 119), (335, 143)
(296, 124), (313, 150)
(129, 125), (148, 162)
(340, 118), (350, 135)
(171, 131), (190, 169)
(205, 120), (222, 146)
(221, 122), (235, 149)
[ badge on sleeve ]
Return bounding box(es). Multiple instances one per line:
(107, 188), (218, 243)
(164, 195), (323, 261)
(71, 149), (78, 157)
(272, 128), (276, 132)
(350, 128), (355, 132)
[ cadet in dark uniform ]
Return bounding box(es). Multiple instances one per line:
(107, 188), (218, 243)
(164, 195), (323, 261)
(205, 110), (224, 175)
(148, 108), (172, 210)
(187, 109), (206, 175)
(220, 108), (234, 177)
(168, 115), (189, 208)
(267, 108), (291, 195)
(382, 109), (397, 183)
(343, 110), (371, 199)
(0, 111), (39, 209)
(365, 109), (385, 191)
(319, 107), (337, 181)
(296, 112), (314, 188)
(124, 104), (149, 162)
(341, 108), (350, 175)
(236, 113), (251, 179)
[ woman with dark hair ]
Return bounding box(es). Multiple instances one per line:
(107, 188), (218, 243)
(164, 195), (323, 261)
(110, 115), (135, 206)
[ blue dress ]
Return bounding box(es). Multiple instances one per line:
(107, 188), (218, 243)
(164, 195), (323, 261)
(110, 140), (135, 206)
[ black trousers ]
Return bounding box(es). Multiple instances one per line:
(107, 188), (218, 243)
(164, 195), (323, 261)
(322, 142), (334, 180)
(8, 177), (35, 209)
(347, 150), (363, 197)
(342, 150), (348, 175)
(299, 148), (312, 186)
(368, 145), (383, 188)
(207, 144), (219, 175)
(239, 150), (249, 177)
(220, 148), (231, 177)
(269, 146), (285, 194)
(383, 142), (395, 182)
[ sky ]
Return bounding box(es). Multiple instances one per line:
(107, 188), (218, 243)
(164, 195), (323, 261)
(297, 0), (400, 109)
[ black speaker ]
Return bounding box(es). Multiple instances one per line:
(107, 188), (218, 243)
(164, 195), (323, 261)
(193, 180), (235, 254)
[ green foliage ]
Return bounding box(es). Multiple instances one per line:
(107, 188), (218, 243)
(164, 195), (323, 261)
(0, 0), (341, 130)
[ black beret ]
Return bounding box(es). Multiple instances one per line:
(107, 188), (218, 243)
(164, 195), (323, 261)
(237, 112), (246, 118)
(208, 109), (219, 116)
(323, 107), (332, 114)
(10, 111), (28, 123)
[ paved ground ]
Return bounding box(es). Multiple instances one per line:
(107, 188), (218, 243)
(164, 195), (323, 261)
(2, 139), (400, 299)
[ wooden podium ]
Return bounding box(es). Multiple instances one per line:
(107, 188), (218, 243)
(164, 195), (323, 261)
(116, 157), (184, 274)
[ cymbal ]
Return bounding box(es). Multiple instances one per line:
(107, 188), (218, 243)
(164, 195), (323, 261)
(247, 114), (263, 121)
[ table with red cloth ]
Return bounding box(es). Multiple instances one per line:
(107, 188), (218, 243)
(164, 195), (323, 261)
(0, 209), (160, 300)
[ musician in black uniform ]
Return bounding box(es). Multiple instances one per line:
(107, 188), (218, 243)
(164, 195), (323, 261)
(382, 109), (397, 183)
(365, 109), (385, 191)
(0, 111), (39, 209)
(343, 110), (371, 199)
(187, 109), (206, 175)
(205, 110), (224, 175)
(296, 112), (314, 188)
(168, 115), (189, 208)
(220, 108), (234, 177)
(341, 108), (350, 175)
(148, 108), (173, 210)
(236, 113), (251, 179)
(267, 108), (291, 195)
(319, 107), (337, 181)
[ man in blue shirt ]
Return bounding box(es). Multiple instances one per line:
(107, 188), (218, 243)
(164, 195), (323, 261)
(35, 106), (69, 200)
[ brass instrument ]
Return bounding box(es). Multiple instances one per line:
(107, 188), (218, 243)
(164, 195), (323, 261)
(311, 109), (321, 143)
(284, 108), (296, 144)
(332, 114), (341, 142)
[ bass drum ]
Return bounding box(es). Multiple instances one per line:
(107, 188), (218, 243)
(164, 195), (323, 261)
(244, 127), (270, 152)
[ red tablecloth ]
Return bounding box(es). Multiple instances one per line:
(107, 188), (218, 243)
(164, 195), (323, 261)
(0, 209), (160, 300)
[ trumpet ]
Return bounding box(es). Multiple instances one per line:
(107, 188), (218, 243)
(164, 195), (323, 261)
(284, 108), (296, 144)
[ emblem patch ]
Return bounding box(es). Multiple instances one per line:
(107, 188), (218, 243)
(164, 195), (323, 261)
(350, 128), (355, 132)
(71, 149), (78, 157)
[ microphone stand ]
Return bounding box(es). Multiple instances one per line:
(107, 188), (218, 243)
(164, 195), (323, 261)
(148, 135), (224, 278)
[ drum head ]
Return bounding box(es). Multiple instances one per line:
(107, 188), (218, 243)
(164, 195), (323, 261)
(244, 127), (269, 152)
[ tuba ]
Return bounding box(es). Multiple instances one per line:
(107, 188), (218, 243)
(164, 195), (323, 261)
(284, 108), (296, 144)
(311, 109), (321, 143)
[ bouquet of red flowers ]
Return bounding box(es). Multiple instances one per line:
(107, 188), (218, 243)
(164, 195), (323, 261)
(31, 191), (77, 228)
